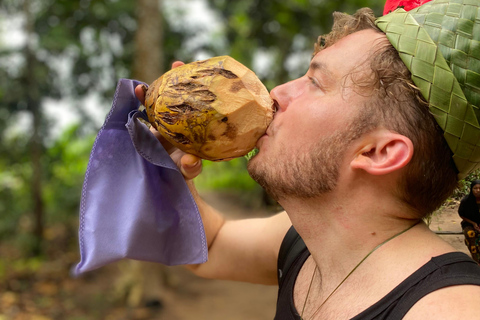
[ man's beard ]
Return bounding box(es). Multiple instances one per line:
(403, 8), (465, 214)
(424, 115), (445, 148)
(247, 121), (366, 202)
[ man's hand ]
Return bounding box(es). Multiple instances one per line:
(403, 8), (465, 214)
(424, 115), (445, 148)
(135, 61), (202, 180)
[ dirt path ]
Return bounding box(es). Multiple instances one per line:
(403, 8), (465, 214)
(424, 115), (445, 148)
(428, 201), (468, 254)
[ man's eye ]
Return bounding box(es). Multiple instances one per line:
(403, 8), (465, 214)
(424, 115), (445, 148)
(308, 76), (320, 88)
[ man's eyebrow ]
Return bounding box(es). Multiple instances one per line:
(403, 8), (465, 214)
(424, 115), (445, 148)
(309, 61), (334, 83)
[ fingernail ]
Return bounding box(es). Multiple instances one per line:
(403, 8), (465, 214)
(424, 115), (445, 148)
(185, 161), (200, 168)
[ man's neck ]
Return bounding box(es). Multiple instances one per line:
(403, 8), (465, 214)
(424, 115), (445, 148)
(278, 183), (425, 281)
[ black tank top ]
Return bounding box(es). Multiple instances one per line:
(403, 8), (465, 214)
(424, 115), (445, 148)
(275, 226), (480, 320)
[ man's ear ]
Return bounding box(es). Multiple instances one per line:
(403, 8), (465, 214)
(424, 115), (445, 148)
(350, 130), (413, 175)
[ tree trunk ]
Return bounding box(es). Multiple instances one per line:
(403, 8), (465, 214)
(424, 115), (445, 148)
(24, 0), (44, 256)
(115, 0), (171, 310)
(133, 0), (164, 83)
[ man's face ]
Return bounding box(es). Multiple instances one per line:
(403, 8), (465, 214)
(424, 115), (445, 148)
(248, 29), (387, 201)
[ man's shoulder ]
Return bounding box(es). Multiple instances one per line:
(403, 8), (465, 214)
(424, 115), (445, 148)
(404, 284), (480, 319)
(402, 251), (480, 319)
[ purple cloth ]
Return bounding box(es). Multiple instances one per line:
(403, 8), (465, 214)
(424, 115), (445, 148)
(73, 79), (207, 276)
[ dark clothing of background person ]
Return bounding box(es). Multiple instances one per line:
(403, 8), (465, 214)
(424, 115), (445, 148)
(458, 180), (480, 263)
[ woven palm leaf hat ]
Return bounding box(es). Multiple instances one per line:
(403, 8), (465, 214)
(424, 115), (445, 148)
(375, 0), (480, 179)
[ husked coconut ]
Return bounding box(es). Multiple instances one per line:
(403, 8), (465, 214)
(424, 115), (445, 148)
(144, 56), (274, 161)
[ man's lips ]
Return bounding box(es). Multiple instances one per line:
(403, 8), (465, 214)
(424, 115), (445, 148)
(256, 100), (278, 148)
(265, 126), (273, 137)
(265, 100), (279, 137)
(256, 121), (273, 149)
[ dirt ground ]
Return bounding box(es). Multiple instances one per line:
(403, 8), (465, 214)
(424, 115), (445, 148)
(427, 200), (468, 254)
(120, 193), (470, 320)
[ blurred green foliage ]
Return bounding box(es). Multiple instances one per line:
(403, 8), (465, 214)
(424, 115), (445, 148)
(6, 0), (474, 318)
(196, 157), (260, 191)
(208, 0), (384, 89)
(0, 3), (478, 319)
(0, 123), (94, 252)
(1, 0), (472, 260)
(43, 125), (95, 225)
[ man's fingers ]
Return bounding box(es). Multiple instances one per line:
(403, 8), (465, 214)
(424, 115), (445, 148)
(137, 60), (198, 180)
(172, 61), (185, 69)
(135, 62), (183, 105)
(180, 154), (202, 180)
(135, 84), (147, 105)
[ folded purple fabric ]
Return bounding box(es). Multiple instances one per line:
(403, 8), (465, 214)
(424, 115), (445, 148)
(73, 79), (207, 276)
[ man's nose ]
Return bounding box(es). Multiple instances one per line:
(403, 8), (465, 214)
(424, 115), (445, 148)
(270, 78), (303, 112)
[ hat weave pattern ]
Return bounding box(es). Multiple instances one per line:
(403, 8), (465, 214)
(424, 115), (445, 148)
(376, 0), (480, 179)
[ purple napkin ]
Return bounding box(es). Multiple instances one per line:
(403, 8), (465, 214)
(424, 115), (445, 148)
(73, 79), (207, 276)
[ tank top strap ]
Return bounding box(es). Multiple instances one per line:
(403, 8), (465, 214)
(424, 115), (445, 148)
(277, 226), (307, 287)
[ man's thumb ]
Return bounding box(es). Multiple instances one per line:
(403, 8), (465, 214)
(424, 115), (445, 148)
(180, 154), (202, 180)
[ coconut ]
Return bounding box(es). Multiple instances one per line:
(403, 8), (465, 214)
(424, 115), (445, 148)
(144, 56), (274, 161)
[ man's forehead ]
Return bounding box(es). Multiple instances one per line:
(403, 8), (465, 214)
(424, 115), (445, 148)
(334, 29), (386, 48)
(311, 30), (387, 75)
(309, 61), (334, 80)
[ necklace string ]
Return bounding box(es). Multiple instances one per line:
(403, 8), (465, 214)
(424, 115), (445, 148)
(300, 221), (420, 320)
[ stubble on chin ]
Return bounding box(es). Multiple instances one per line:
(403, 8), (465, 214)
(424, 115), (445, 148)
(247, 136), (343, 202)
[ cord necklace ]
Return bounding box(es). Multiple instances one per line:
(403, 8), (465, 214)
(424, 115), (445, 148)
(300, 221), (419, 320)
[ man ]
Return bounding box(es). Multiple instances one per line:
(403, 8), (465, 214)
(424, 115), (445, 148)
(136, 1), (480, 319)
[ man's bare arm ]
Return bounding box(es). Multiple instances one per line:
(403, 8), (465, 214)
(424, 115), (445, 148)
(404, 285), (480, 319)
(185, 180), (291, 284)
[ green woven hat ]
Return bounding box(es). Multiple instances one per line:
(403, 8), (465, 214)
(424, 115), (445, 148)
(375, 0), (480, 179)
